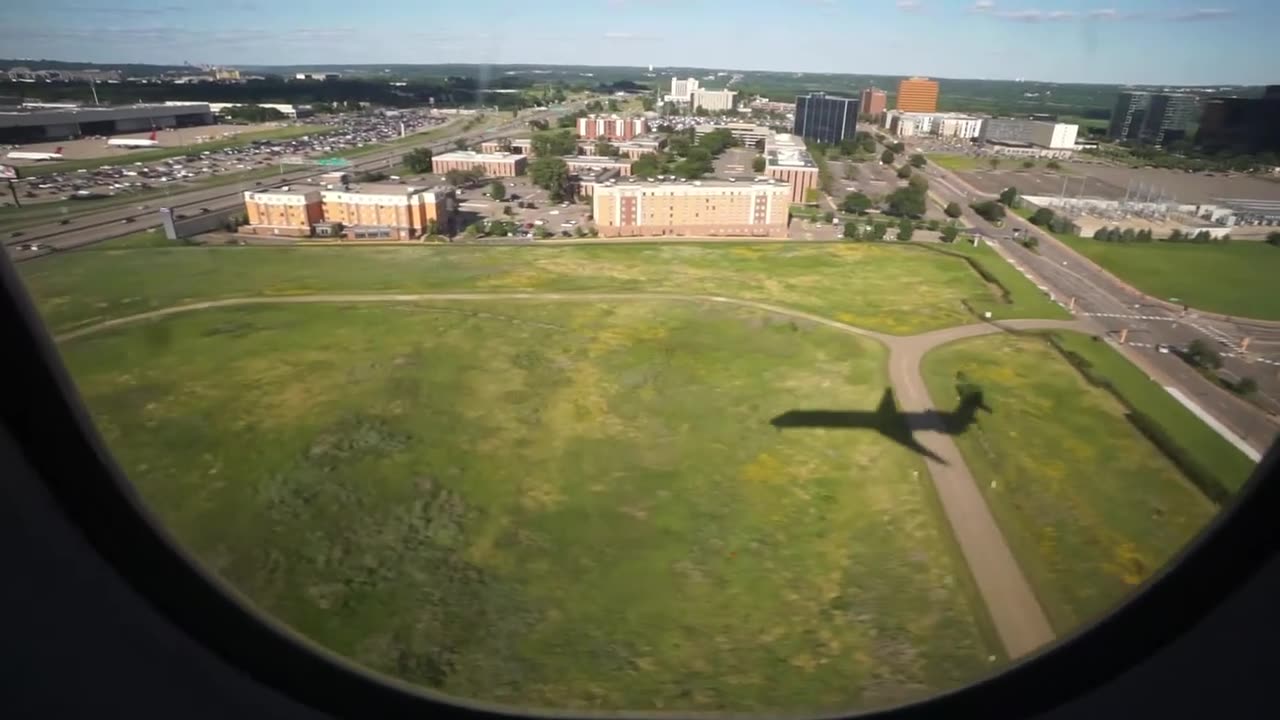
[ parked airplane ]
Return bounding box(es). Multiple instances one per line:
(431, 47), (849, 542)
(107, 131), (160, 148)
(6, 146), (64, 161)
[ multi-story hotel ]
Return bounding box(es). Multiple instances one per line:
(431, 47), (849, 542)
(896, 77), (940, 113)
(431, 150), (527, 177)
(241, 183), (455, 240)
(593, 179), (791, 238)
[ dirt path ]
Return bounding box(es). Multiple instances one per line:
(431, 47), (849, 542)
(55, 292), (1089, 659)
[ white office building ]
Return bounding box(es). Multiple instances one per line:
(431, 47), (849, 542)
(885, 111), (983, 139)
(665, 77), (700, 104)
(981, 119), (1080, 157)
(690, 89), (738, 112)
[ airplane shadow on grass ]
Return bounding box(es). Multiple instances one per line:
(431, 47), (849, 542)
(769, 388), (991, 465)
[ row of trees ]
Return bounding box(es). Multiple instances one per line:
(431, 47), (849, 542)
(1091, 227), (1226, 244)
(1027, 207), (1076, 235)
(842, 217), (964, 243)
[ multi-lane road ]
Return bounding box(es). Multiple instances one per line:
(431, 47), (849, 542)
(921, 161), (1280, 455)
(6, 105), (572, 260)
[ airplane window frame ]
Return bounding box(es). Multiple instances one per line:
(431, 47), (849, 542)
(2, 254), (1278, 720)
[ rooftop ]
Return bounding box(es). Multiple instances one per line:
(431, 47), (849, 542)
(563, 155), (633, 165)
(434, 150), (523, 161)
(247, 184), (323, 196)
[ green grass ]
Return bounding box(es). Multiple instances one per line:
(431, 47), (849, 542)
(1052, 236), (1280, 320)
(1049, 332), (1256, 491)
(20, 124), (332, 177)
(922, 240), (1071, 322)
(60, 300), (999, 712)
(921, 333), (1219, 633)
(20, 243), (1063, 336)
(926, 155), (983, 172)
(86, 229), (181, 250)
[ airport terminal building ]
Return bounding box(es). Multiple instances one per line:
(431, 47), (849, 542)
(0, 103), (215, 143)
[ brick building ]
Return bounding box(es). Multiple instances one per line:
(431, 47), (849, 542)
(859, 87), (888, 117)
(593, 179), (791, 238)
(764, 133), (819, 203)
(576, 114), (649, 141)
(241, 185), (325, 237)
(431, 150), (527, 177)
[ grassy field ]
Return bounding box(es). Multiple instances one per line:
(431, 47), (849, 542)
(20, 242), (1065, 336)
(20, 125), (331, 178)
(923, 241), (1069, 321)
(921, 333), (1218, 634)
(1050, 332), (1256, 492)
(926, 155), (984, 172)
(1051, 236), (1280, 320)
(60, 300), (999, 712)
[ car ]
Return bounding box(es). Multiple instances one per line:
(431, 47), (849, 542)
(122, 217), (135, 224)
(59, 219), (70, 225)
(10, 230), (24, 237)
(1156, 344), (1171, 354)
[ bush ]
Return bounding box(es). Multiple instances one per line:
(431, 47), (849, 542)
(881, 149), (896, 165)
(752, 155), (766, 172)
(970, 200), (1006, 222)
(897, 218), (915, 241)
(884, 187), (926, 218)
(1021, 160), (1035, 169)
(998, 186), (1020, 207)
(843, 222), (862, 240)
(1046, 160), (1062, 171)
(841, 192), (872, 215)
(1267, 231), (1280, 247)
(897, 165), (913, 179)
(944, 202), (962, 219)
(940, 224), (960, 243)
(909, 154), (927, 168)
(1029, 207), (1056, 227)
(926, 219), (940, 231)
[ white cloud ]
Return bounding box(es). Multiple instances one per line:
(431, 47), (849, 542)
(603, 31), (636, 39)
(1171, 8), (1234, 21)
(971, 0), (996, 11)
(895, 0), (924, 11)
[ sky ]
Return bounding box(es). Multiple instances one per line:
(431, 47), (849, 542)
(0, 0), (1275, 85)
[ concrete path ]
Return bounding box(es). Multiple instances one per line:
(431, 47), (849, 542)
(55, 292), (1087, 659)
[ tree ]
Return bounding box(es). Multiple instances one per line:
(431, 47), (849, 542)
(489, 181), (506, 202)
(1021, 160), (1035, 169)
(841, 192), (872, 215)
(988, 157), (1000, 170)
(907, 174), (929, 193)
(403, 147), (434, 174)
(926, 218), (940, 231)
(532, 130), (578, 157)
(885, 187), (927, 218)
(970, 200), (1006, 223)
(998, 186), (1020, 207)
(454, 139), (468, 151)
(897, 165), (913, 180)
(594, 140), (619, 157)
(1186, 339), (1223, 370)
(1022, 235), (1039, 250)
(632, 153), (664, 178)
(881, 149), (896, 165)
(606, 99), (619, 112)
(870, 222), (889, 240)
(502, 204), (514, 216)
(843, 222), (862, 240)
(529, 157), (571, 202)
(940, 224), (960, 243)
(1029, 207), (1056, 226)
(585, 100), (603, 112)
(444, 168), (483, 187)
(1266, 231), (1280, 246)
(909, 154), (927, 169)
(944, 201), (963, 219)
(527, 118), (549, 131)
(641, 96), (656, 111)
(752, 155), (766, 172)
(897, 218), (915, 241)
(823, 211), (835, 223)
(1121, 228), (1137, 242)
(1046, 160), (1062, 171)
(890, 141), (905, 154)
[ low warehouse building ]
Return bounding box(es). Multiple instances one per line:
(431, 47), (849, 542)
(564, 155), (634, 177)
(0, 103), (214, 143)
(431, 150), (527, 177)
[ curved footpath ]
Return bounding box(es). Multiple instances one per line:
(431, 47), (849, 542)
(55, 292), (1086, 659)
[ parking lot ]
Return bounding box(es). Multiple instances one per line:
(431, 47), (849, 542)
(3, 110), (451, 210)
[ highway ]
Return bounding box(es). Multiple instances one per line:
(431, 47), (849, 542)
(6, 105), (572, 260)
(921, 161), (1280, 455)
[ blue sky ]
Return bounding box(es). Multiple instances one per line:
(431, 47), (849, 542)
(0, 1), (1274, 85)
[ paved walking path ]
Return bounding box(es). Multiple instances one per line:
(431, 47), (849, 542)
(56, 292), (1086, 658)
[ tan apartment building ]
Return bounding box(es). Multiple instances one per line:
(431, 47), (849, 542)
(241, 183), (455, 240)
(764, 133), (819, 203)
(241, 185), (325, 237)
(564, 155), (634, 177)
(431, 150), (527, 177)
(321, 184), (455, 240)
(897, 77), (940, 113)
(593, 179), (790, 238)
